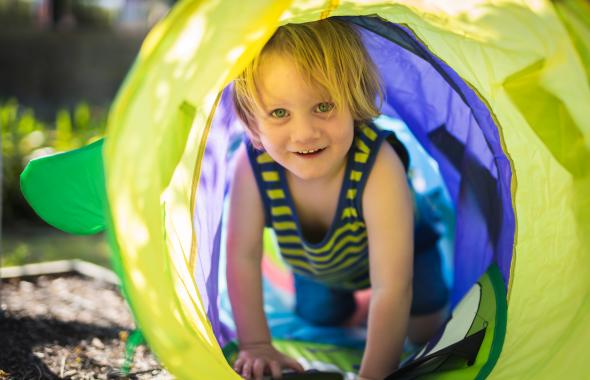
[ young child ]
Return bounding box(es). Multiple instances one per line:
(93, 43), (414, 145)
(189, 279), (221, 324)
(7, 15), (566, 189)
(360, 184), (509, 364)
(226, 19), (449, 380)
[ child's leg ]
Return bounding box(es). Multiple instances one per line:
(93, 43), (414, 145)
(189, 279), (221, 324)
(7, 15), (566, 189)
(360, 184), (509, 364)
(408, 307), (449, 346)
(408, 245), (450, 345)
(293, 273), (356, 326)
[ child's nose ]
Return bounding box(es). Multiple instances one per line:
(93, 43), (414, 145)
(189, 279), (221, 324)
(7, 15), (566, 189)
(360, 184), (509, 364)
(291, 117), (321, 143)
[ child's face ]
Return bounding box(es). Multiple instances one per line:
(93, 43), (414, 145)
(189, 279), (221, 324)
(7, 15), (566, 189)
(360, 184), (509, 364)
(251, 53), (355, 182)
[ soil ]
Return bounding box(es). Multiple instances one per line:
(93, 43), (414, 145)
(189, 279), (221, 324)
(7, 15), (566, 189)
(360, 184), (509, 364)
(0, 274), (172, 380)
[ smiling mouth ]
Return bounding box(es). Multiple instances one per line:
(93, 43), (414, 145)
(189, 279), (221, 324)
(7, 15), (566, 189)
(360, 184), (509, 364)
(295, 147), (326, 156)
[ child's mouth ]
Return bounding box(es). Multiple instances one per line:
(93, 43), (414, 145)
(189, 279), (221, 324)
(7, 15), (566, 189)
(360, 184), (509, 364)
(295, 147), (326, 157)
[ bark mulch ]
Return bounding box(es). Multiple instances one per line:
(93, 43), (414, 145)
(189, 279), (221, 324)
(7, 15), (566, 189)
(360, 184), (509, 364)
(0, 274), (172, 379)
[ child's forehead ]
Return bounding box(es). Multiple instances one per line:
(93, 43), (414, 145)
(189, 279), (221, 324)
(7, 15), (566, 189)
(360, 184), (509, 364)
(257, 52), (305, 81)
(257, 81), (330, 107)
(256, 53), (331, 103)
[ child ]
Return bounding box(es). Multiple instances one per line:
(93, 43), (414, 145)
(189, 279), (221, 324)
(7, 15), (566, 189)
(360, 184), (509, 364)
(226, 18), (449, 380)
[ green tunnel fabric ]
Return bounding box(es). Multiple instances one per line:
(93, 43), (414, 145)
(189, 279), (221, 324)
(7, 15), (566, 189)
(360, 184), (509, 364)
(19, 0), (590, 379)
(103, 1), (590, 378)
(554, 0), (590, 82)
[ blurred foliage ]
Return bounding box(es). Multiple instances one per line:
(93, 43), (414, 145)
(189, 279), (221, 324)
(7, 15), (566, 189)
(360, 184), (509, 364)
(2, 98), (107, 225)
(2, 229), (111, 267)
(0, 0), (173, 30)
(0, 0), (36, 27)
(73, 0), (121, 25)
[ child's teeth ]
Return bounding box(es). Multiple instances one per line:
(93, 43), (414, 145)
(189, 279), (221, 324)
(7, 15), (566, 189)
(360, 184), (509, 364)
(300, 148), (319, 154)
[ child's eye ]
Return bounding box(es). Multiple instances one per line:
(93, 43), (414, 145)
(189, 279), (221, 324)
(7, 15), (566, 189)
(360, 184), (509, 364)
(270, 108), (288, 118)
(315, 102), (335, 113)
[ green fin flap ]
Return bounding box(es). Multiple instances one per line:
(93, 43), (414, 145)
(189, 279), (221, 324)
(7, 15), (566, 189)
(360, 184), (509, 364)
(20, 138), (107, 234)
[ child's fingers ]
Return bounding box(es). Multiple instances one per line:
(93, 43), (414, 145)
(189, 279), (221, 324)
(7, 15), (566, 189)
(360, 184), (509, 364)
(241, 360), (253, 379)
(282, 357), (304, 373)
(252, 358), (266, 380)
(269, 360), (282, 379)
(233, 358), (244, 373)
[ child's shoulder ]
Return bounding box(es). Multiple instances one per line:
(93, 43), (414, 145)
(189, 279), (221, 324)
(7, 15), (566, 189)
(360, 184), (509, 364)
(364, 122), (410, 172)
(356, 121), (408, 176)
(361, 129), (410, 209)
(231, 143), (260, 196)
(371, 137), (407, 181)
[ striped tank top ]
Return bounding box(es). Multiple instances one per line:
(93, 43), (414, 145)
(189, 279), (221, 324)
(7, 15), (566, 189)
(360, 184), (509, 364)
(246, 122), (407, 290)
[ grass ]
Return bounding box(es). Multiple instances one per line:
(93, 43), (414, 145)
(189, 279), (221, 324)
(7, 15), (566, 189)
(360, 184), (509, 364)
(2, 225), (111, 269)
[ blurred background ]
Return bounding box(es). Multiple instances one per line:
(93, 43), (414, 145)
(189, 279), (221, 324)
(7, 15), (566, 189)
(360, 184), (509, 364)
(1, 0), (175, 268)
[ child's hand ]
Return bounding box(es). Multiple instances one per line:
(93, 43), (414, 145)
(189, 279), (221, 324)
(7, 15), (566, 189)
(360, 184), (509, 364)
(234, 342), (304, 380)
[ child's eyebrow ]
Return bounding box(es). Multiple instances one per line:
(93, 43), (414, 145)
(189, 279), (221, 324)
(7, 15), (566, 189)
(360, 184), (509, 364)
(263, 96), (331, 108)
(259, 91), (332, 111)
(258, 93), (290, 108)
(265, 102), (289, 109)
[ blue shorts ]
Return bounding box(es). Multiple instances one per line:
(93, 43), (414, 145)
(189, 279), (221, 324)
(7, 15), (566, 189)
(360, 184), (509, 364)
(294, 245), (449, 326)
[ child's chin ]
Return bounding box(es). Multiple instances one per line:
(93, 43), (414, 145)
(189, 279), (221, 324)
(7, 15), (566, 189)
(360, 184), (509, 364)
(290, 169), (327, 181)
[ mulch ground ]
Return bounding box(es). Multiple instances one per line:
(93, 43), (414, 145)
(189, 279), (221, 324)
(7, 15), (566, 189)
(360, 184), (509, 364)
(0, 274), (172, 379)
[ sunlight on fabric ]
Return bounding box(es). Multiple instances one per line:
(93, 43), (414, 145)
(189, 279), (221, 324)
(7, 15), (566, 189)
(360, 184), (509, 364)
(130, 268), (147, 288)
(247, 28), (270, 42)
(227, 46), (246, 64)
(165, 14), (207, 63)
(154, 82), (171, 122)
(527, 0), (549, 13)
(147, 287), (160, 306)
(175, 275), (214, 346)
(114, 198), (149, 259)
(290, 0), (326, 9)
(427, 0), (487, 16)
(165, 210), (193, 262)
(278, 0), (342, 23)
(156, 82), (170, 99)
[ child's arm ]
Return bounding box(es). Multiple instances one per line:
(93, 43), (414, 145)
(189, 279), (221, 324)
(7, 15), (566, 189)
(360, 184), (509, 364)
(227, 145), (304, 380)
(359, 142), (414, 380)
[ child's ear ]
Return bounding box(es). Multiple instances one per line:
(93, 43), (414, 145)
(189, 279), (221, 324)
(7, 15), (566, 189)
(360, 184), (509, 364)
(245, 127), (264, 150)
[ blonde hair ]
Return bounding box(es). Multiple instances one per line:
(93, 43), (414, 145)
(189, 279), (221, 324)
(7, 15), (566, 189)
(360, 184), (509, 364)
(232, 18), (383, 131)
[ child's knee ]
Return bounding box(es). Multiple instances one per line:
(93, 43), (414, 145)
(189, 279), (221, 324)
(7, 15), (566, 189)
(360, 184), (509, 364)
(293, 274), (357, 326)
(411, 246), (449, 315)
(295, 296), (356, 326)
(407, 305), (449, 345)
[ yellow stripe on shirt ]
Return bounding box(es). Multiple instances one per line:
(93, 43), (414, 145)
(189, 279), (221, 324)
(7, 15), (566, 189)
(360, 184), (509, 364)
(273, 221), (297, 231)
(350, 170), (362, 182)
(361, 124), (378, 141)
(257, 152), (274, 164)
(271, 206), (292, 216)
(354, 152), (369, 163)
(267, 189), (285, 200)
(262, 171), (279, 182)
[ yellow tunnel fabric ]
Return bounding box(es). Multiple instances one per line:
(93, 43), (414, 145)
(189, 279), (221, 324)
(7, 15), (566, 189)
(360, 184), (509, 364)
(103, 1), (590, 379)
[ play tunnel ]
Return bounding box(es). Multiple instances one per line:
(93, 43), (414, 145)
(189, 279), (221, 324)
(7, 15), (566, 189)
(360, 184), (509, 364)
(20, 0), (590, 378)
